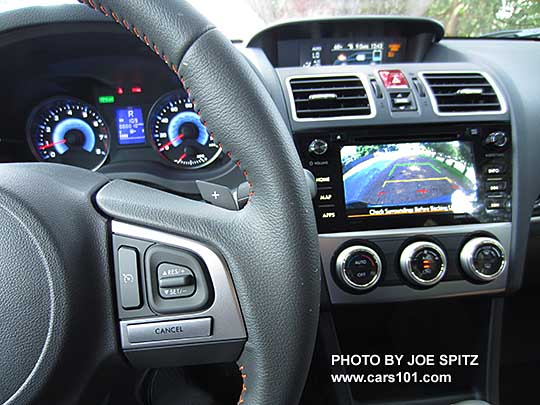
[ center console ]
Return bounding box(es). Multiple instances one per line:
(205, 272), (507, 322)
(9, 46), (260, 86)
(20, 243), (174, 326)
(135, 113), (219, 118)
(296, 123), (512, 303)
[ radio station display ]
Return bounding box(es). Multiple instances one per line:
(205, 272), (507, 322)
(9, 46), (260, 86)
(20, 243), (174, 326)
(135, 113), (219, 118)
(279, 38), (405, 67)
(341, 141), (478, 219)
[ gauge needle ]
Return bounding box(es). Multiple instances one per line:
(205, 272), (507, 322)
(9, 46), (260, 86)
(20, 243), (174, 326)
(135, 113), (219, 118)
(39, 139), (67, 150)
(159, 133), (184, 152)
(178, 153), (188, 162)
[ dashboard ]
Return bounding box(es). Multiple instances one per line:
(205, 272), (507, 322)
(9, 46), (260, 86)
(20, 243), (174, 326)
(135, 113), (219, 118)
(1, 8), (540, 305)
(1, 6), (538, 405)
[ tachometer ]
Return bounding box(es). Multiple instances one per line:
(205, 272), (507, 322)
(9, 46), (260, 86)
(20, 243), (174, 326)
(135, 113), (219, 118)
(27, 97), (110, 170)
(148, 91), (221, 169)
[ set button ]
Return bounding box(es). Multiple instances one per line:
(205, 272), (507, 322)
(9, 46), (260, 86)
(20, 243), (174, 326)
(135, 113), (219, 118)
(157, 263), (196, 299)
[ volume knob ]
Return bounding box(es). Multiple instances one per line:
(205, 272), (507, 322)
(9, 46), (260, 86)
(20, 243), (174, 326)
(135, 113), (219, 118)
(308, 139), (328, 156)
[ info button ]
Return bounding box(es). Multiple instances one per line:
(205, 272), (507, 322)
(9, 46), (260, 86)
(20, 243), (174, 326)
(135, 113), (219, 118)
(127, 317), (212, 343)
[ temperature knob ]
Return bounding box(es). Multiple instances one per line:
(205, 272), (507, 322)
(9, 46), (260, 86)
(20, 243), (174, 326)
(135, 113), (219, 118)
(400, 241), (447, 287)
(335, 246), (382, 291)
(460, 237), (506, 282)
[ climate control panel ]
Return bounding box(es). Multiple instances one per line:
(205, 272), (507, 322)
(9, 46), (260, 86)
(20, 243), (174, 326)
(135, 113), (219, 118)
(326, 223), (510, 303)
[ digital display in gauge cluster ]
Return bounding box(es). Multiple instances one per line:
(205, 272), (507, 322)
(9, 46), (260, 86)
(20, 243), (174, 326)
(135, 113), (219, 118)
(116, 106), (145, 145)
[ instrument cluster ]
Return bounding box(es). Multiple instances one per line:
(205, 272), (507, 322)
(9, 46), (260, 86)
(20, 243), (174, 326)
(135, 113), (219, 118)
(26, 86), (224, 172)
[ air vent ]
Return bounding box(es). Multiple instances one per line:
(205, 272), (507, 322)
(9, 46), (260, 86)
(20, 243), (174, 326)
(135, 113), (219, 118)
(288, 75), (373, 120)
(421, 72), (505, 115)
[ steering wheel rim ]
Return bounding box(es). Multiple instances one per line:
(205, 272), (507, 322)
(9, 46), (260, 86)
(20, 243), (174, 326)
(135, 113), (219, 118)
(77, 1), (321, 404)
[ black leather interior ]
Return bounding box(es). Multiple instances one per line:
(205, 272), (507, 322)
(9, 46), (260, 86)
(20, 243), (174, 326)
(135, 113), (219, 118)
(84, 0), (322, 404)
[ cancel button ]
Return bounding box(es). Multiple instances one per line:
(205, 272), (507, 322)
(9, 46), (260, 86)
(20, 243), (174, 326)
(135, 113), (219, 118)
(127, 318), (212, 343)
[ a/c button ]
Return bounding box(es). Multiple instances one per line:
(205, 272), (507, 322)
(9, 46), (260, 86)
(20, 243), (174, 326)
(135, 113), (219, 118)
(127, 317), (212, 343)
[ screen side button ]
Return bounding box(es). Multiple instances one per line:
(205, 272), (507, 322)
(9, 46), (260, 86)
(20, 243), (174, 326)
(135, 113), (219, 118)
(117, 247), (141, 309)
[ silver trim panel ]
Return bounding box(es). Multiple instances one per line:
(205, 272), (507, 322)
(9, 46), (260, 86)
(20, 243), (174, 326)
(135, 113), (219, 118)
(418, 70), (508, 117)
(112, 221), (246, 350)
(285, 73), (377, 122)
(320, 223), (511, 304)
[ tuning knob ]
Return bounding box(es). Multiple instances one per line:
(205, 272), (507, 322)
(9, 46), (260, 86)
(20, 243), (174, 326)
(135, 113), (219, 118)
(335, 246), (382, 291)
(460, 237), (506, 282)
(400, 241), (447, 287)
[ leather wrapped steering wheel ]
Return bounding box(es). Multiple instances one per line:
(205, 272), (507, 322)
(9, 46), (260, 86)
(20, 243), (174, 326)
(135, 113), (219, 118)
(0, 1), (320, 404)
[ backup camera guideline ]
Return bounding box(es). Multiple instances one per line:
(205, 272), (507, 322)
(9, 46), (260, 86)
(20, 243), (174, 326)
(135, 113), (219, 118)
(341, 141), (477, 218)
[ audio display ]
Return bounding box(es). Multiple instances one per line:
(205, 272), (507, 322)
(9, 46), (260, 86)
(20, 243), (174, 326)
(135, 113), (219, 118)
(341, 141), (478, 219)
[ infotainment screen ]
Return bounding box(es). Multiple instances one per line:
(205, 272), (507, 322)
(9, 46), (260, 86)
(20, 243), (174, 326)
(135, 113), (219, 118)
(341, 141), (478, 219)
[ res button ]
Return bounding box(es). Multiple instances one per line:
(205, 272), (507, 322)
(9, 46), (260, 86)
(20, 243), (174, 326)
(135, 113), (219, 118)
(157, 263), (196, 299)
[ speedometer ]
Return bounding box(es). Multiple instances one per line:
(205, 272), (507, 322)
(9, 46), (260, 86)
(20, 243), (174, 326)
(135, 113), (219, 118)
(27, 97), (110, 170)
(148, 91), (221, 169)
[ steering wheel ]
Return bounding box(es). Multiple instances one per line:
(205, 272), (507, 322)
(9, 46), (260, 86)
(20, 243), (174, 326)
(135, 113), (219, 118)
(0, 1), (320, 404)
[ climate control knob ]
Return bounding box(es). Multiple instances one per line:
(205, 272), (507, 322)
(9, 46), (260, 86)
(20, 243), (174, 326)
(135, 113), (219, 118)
(460, 237), (506, 282)
(335, 246), (382, 291)
(400, 241), (447, 287)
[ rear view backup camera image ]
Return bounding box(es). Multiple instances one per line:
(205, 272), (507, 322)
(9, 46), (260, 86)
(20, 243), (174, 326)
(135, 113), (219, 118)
(341, 141), (478, 219)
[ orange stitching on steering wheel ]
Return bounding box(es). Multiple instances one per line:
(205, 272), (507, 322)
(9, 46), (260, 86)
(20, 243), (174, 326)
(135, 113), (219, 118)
(238, 365), (247, 404)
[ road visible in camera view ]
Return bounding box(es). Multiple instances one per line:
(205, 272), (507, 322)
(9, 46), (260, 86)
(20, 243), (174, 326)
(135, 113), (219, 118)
(344, 155), (474, 209)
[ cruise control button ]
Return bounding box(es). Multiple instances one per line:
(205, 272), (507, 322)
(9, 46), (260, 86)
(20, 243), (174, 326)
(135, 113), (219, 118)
(157, 263), (196, 299)
(159, 275), (194, 288)
(117, 247), (141, 309)
(127, 317), (212, 343)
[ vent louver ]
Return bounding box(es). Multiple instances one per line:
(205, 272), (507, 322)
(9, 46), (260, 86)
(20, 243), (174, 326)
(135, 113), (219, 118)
(288, 75), (373, 120)
(421, 72), (504, 114)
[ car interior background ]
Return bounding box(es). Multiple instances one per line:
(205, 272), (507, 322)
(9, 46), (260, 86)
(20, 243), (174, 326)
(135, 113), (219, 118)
(0, 0), (540, 404)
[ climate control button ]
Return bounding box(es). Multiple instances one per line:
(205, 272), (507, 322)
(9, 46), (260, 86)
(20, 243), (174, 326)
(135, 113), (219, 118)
(460, 237), (506, 282)
(400, 241), (447, 287)
(335, 246), (382, 291)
